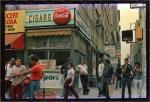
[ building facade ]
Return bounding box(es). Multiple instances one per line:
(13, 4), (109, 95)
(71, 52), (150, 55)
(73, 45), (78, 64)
(5, 4), (121, 76)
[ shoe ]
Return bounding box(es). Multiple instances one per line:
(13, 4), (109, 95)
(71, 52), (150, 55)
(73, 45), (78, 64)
(86, 89), (90, 95)
(76, 96), (79, 99)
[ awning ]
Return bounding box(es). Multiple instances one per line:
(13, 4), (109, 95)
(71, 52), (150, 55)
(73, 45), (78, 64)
(5, 33), (24, 49)
(27, 28), (72, 37)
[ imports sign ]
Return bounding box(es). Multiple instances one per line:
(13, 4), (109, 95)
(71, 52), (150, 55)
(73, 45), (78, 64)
(5, 10), (25, 33)
(40, 71), (63, 88)
(105, 46), (116, 57)
(25, 8), (74, 27)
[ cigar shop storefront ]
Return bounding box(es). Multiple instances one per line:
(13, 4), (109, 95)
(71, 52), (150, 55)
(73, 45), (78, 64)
(25, 7), (91, 90)
(5, 10), (25, 64)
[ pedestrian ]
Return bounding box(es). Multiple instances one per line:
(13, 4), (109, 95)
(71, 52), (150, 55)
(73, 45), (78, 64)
(97, 59), (105, 97)
(102, 59), (115, 99)
(10, 58), (26, 99)
(64, 62), (79, 100)
(115, 64), (122, 89)
(76, 59), (90, 95)
(121, 58), (134, 99)
(19, 56), (44, 99)
(5, 58), (15, 98)
(133, 62), (142, 98)
(60, 58), (72, 97)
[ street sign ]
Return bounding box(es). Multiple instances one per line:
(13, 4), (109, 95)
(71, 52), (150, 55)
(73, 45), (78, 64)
(105, 46), (116, 57)
(130, 3), (146, 9)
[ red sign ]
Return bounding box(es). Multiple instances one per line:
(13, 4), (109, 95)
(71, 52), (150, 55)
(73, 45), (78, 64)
(53, 7), (71, 25)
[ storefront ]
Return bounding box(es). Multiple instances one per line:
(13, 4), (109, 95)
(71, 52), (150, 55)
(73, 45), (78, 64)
(5, 10), (25, 63)
(25, 7), (91, 89)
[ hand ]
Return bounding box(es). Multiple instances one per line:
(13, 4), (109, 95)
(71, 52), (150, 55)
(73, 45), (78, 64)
(17, 73), (22, 76)
(110, 80), (113, 85)
(69, 82), (73, 86)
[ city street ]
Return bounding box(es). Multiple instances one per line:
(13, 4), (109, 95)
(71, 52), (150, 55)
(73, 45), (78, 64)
(3, 3), (147, 101)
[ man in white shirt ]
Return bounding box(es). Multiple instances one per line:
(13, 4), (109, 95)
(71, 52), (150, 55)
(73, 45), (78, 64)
(64, 62), (79, 100)
(97, 59), (105, 97)
(11, 58), (26, 99)
(76, 59), (90, 95)
(5, 58), (15, 98)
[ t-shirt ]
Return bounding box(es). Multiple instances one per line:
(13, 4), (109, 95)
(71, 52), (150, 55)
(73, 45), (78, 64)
(76, 64), (88, 75)
(30, 63), (43, 80)
(121, 64), (133, 78)
(102, 64), (114, 79)
(98, 63), (105, 77)
(67, 68), (75, 79)
(5, 64), (13, 81)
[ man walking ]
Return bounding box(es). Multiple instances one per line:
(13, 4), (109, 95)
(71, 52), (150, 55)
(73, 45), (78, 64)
(76, 59), (90, 95)
(115, 64), (122, 89)
(102, 59), (114, 99)
(133, 62), (142, 98)
(11, 58), (26, 99)
(121, 58), (133, 99)
(20, 56), (44, 99)
(64, 62), (79, 100)
(97, 59), (105, 97)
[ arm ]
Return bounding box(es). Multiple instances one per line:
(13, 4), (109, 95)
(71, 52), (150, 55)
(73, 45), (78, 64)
(69, 74), (75, 86)
(21, 69), (32, 75)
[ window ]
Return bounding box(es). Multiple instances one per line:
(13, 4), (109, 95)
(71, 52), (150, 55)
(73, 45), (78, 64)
(49, 51), (70, 65)
(28, 51), (48, 60)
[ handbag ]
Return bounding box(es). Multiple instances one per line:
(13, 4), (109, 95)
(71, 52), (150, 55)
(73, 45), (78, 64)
(108, 84), (113, 95)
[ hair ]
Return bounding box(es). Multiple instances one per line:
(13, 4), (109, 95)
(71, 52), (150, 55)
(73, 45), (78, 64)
(67, 62), (74, 67)
(16, 58), (22, 62)
(105, 59), (110, 64)
(124, 58), (129, 62)
(30, 56), (39, 62)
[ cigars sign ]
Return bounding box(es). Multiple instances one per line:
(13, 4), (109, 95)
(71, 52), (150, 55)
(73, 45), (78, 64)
(5, 10), (25, 33)
(25, 7), (74, 27)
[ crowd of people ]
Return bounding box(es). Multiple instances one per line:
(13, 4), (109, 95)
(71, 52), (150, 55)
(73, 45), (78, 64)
(5, 56), (44, 99)
(5, 56), (143, 100)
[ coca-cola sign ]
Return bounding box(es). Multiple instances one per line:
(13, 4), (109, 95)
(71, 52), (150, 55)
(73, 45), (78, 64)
(53, 7), (71, 25)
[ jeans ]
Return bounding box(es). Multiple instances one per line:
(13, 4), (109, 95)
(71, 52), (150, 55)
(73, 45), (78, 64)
(122, 77), (132, 98)
(29, 80), (40, 99)
(22, 84), (30, 99)
(64, 79), (79, 100)
(102, 78), (111, 98)
(134, 79), (142, 98)
(80, 75), (89, 94)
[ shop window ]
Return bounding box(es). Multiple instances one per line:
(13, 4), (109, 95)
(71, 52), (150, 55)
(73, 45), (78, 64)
(27, 36), (48, 49)
(49, 51), (70, 66)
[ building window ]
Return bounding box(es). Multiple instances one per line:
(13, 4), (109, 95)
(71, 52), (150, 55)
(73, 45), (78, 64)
(28, 50), (48, 60)
(49, 51), (70, 65)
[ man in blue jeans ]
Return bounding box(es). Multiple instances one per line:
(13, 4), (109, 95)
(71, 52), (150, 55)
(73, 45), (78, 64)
(20, 56), (44, 99)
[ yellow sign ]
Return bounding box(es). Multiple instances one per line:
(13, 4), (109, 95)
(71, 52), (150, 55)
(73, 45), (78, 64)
(135, 25), (143, 41)
(5, 10), (25, 33)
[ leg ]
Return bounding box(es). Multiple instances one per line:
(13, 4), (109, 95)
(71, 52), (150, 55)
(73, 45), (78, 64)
(11, 85), (17, 99)
(80, 75), (86, 95)
(116, 78), (118, 89)
(29, 81), (35, 99)
(64, 80), (69, 100)
(69, 86), (79, 98)
(102, 79), (107, 97)
(16, 85), (22, 99)
(85, 75), (89, 94)
(106, 78), (111, 99)
(122, 78), (126, 98)
(127, 78), (132, 98)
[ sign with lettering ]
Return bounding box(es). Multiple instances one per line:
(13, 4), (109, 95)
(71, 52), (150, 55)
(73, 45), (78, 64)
(5, 10), (25, 33)
(25, 8), (74, 27)
(40, 71), (63, 88)
(53, 7), (71, 25)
